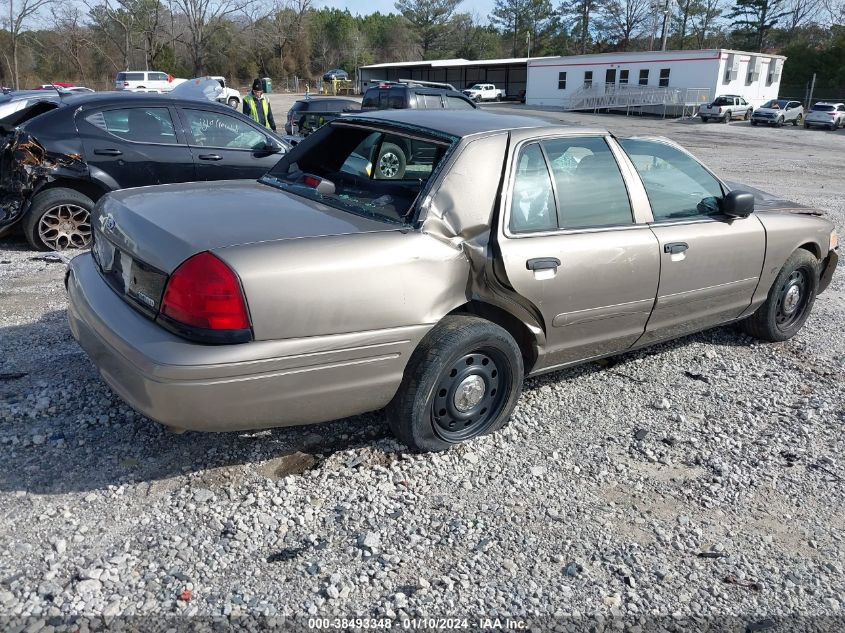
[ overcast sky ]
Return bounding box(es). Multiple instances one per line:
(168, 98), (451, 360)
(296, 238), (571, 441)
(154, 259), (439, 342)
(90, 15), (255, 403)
(317, 0), (496, 18)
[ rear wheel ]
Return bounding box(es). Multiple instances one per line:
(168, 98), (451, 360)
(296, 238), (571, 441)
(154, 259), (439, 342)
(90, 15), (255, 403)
(723, 111), (731, 123)
(495, 94), (502, 102)
(750, 120), (757, 126)
(742, 249), (819, 342)
(227, 97), (238, 108)
(701, 116), (709, 123)
(793, 113), (802, 126)
(386, 315), (524, 452)
(22, 188), (94, 251)
(804, 121), (810, 129)
(375, 143), (406, 180)
(744, 110), (751, 120)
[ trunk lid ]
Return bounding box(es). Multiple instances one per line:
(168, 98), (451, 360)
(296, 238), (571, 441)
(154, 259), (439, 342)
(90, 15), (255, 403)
(93, 179), (400, 297)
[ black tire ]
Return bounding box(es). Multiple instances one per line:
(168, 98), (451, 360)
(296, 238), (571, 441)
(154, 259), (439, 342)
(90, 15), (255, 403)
(701, 116), (708, 123)
(495, 94), (502, 102)
(741, 249), (819, 342)
(386, 315), (524, 452)
(22, 188), (94, 251)
(375, 142), (406, 180)
(776, 116), (784, 127)
(804, 122), (810, 129)
(793, 114), (802, 126)
(744, 110), (751, 120)
(724, 111), (731, 123)
(227, 97), (239, 108)
(750, 120), (757, 126)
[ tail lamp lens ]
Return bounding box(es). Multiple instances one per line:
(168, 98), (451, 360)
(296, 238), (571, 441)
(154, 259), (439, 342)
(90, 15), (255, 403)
(161, 252), (250, 331)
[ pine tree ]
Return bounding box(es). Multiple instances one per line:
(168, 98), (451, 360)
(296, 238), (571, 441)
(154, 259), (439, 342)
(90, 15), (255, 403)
(726, 0), (789, 50)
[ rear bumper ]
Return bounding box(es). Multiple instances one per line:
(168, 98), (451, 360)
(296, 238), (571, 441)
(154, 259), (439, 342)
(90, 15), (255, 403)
(66, 254), (427, 432)
(819, 249), (839, 294)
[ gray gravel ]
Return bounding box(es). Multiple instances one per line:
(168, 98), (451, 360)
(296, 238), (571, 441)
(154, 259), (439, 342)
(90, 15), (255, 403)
(1, 111), (844, 629)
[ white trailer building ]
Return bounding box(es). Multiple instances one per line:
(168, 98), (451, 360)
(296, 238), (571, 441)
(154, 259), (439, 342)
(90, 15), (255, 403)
(526, 49), (786, 114)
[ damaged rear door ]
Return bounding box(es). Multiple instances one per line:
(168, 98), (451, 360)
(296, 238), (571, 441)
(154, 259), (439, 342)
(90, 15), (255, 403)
(76, 105), (196, 189)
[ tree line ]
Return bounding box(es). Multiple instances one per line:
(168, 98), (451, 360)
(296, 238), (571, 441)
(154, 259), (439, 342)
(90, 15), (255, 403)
(1, 0), (843, 97)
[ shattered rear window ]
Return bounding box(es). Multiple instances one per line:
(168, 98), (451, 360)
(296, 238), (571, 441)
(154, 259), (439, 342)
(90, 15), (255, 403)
(260, 123), (454, 226)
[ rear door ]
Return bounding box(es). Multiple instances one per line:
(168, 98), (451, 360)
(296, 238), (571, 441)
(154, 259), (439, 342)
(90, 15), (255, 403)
(496, 133), (660, 371)
(78, 104), (195, 189)
(176, 105), (283, 180)
(618, 138), (765, 345)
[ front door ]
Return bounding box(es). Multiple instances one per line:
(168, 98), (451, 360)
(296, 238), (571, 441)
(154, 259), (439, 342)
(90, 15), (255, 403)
(497, 135), (660, 371)
(78, 105), (196, 189)
(617, 138), (766, 345)
(177, 106), (284, 181)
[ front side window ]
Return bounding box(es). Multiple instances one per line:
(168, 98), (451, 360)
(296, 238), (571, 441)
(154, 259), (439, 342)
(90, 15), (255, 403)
(639, 69), (649, 85)
(619, 138), (724, 222)
(584, 71), (593, 88)
(509, 143), (556, 233)
(181, 109), (266, 149)
(558, 71), (567, 90)
(262, 124), (452, 226)
(659, 68), (670, 87)
(85, 107), (176, 144)
(543, 137), (632, 229)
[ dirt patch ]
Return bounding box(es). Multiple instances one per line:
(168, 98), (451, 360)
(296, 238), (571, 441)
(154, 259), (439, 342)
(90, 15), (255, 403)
(259, 451), (320, 479)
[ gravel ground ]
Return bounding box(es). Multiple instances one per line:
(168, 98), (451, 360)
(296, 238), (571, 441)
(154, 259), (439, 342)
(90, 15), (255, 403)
(1, 108), (844, 631)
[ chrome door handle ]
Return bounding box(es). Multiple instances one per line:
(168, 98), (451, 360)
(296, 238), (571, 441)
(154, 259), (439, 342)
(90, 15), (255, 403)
(664, 242), (689, 254)
(198, 154), (223, 161)
(526, 257), (561, 271)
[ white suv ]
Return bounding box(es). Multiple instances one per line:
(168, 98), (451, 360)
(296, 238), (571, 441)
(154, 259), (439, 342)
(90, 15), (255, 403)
(115, 71), (178, 93)
(804, 102), (845, 130)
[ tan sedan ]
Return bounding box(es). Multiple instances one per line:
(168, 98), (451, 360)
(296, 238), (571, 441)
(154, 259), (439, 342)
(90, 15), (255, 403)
(66, 110), (839, 452)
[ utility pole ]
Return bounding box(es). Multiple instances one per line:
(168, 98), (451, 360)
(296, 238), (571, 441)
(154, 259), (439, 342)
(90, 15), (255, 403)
(806, 73), (816, 107)
(526, 31), (531, 59)
(660, 0), (670, 51)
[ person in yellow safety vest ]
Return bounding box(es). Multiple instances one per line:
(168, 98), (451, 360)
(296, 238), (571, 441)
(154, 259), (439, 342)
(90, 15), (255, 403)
(242, 78), (276, 131)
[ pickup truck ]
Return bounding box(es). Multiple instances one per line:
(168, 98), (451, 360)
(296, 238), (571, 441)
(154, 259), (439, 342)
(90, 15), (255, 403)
(699, 95), (753, 122)
(462, 83), (505, 102)
(210, 76), (241, 108)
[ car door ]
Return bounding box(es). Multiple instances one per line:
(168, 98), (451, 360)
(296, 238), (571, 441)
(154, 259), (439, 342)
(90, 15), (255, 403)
(77, 104), (196, 189)
(496, 134), (660, 371)
(617, 138), (766, 346)
(176, 106), (284, 181)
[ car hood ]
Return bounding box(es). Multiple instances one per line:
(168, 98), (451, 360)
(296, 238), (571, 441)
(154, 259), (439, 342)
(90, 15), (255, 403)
(753, 107), (781, 115)
(725, 181), (824, 216)
(96, 180), (401, 273)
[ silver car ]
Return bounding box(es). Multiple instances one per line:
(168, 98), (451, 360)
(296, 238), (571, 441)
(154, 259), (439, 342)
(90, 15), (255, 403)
(751, 99), (804, 127)
(66, 111), (839, 452)
(804, 102), (845, 130)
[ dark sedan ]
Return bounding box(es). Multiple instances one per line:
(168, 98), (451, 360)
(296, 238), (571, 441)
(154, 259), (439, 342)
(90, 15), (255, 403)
(0, 92), (288, 250)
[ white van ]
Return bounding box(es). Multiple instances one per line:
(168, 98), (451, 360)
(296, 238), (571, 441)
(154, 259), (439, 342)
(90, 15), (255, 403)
(115, 71), (176, 93)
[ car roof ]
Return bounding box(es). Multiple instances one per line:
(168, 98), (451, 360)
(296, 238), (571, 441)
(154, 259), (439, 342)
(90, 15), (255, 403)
(340, 109), (597, 138)
(53, 91), (235, 109)
(814, 101), (843, 105)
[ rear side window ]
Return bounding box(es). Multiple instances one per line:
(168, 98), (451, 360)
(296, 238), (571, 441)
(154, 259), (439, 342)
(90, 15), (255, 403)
(419, 94), (443, 109)
(510, 143), (556, 233)
(362, 89), (381, 108)
(444, 95), (474, 109)
(85, 107), (176, 144)
(543, 137), (633, 229)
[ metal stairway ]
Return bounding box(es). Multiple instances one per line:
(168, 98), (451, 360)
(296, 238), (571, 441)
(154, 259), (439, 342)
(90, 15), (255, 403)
(562, 83), (712, 116)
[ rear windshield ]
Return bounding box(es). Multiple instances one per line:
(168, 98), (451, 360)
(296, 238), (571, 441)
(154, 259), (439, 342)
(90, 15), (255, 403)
(361, 88), (384, 109)
(712, 97), (733, 106)
(811, 104), (835, 111)
(260, 123), (454, 226)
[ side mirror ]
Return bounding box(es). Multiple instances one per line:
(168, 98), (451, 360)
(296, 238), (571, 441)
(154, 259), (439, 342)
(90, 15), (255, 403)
(721, 190), (755, 218)
(264, 136), (284, 153)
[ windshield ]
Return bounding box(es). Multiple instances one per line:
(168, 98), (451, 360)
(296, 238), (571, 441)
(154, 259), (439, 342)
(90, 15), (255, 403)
(469, 84), (484, 90)
(761, 99), (788, 109)
(811, 104), (835, 112)
(260, 123), (454, 226)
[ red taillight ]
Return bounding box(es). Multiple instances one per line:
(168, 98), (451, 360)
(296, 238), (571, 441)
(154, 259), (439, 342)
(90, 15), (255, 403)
(123, 81), (129, 87)
(302, 174), (322, 188)
(160, 252), (250, 331)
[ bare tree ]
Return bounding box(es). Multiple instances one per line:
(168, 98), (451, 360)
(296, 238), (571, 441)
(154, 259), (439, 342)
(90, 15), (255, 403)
(600, 0), (651, 50)
(170, 0), (256, 74)
(86, 0), (136, 70)
(51, 5), (90, 82)
(3, 0), (55, 88)
(784, 0), (822, 28)
(690, 0), (721, 47)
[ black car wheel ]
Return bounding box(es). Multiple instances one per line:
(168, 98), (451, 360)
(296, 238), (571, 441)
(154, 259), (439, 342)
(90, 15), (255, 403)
(386, 315), (524, 452)
(723, 111), (731, 123)
(744, 110), (751, 120)
(742, 249), (819, 342)
(777, 116), (785, 127)
(23, 188), (94, 251)
(375, 143), (406, 179)
(751, 120), (757, 126)
(227, 97), (238, 108)
(701, 116), (708, 123)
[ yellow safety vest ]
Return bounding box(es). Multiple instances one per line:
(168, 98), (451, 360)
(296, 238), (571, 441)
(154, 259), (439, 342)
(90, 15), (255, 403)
(244, 94), (271, 129)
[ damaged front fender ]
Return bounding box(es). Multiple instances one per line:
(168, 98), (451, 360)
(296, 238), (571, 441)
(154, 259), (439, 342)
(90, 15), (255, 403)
(0, 128), (87, 228)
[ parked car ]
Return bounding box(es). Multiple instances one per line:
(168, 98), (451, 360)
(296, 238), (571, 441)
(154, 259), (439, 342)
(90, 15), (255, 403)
(64, 86), (96, 93)
(361, 82), (475, 112)
(0, 92), (289, 250)
(699, 95), (753, 122)
(804, 102), (845, 130)
(115, 71), (180, 93)
(66, 110), (838, 452)
(462, 83), (506, 102)
(34, 82), (75, 90)
(284, 97), (360, 135)
(322, 69), (349, 81)
(751, 99), (804, 127)
(210, 76), (241, 108)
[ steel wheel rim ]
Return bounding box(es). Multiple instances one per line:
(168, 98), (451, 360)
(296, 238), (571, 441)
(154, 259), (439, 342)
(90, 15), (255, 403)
(775, 269), (809, 330)
(430, 349), (510, 442)
(378, 152), (400, 178)
(38, 203), (91, 250)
